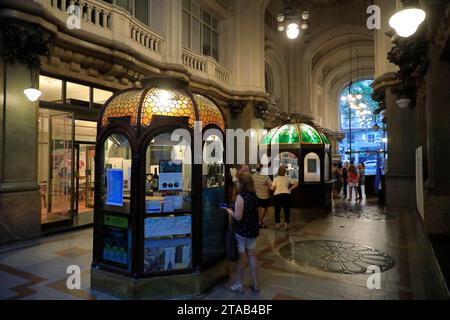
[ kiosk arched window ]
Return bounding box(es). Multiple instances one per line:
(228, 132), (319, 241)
(304, 152), (321, 182)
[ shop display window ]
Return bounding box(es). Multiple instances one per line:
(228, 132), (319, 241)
(274, 152), (299, 180)
(39, 75), (62, 103)
(100, 134), (132, 214)
(67, 82), (91, 107)
(143, 132), (193, 274)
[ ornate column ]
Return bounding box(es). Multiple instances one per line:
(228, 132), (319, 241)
(0, 21), (52, 244)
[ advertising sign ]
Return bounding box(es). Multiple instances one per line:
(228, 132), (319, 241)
(106, 168), (124, 207)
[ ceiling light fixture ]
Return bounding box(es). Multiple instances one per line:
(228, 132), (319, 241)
(277, 1), (309, 40)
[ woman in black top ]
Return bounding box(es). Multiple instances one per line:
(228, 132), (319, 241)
(227, 172), (260, 294)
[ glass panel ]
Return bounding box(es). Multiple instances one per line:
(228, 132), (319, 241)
(182, 11), (190, 48)
(115, 0), (132, 13)
(75, 120), (97, 143)
(191, 0), (200, 18)
(67, 82), (90, 107)
(44, 111), (74, 224)
(273, 152), (299, 180)
(300, 124), (322, 144)
(203, 25), (211, 56)
(212, 17), (218, 30)
(135, 0), (149, 25)
(75, 144), (96, 213)
(182, 0), (190, 11)
(150, 0), (165, 35)
(201, 134), (225, 265)
(93, 88), (113, 107)
(192, 18), (201, 53)
(202, 10), (211, 25)
(100, 134), (132, 214)
(143, 132), (192, 274)
(272, 124), (300, 144)
(39, 76), (62, 103)
(212, 31), (219, 61)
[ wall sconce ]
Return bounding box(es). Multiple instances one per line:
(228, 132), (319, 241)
(389, 0), (426, 38)
(396, 98), (412, 109)
(24, 68), (42, 102)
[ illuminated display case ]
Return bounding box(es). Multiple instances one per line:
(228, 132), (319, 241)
(92, 77), (228, 299)
(260, 122), (333, 211)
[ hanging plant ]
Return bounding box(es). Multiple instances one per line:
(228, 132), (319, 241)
(0, 20), (52, 69)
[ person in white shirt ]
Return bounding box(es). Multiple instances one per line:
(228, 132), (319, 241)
(270, 166), (298, 230)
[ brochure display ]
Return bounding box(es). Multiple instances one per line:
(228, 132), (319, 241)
(106, 168), (124, 207)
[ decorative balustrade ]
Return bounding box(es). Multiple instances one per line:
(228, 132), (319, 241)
(46, 0), (112, 29)
(38, 0), (231, 87)
(215, 64), (230, 84)
(182, 48), (230, 85)
(129, 21), (163, 54)
(182, 49), (208, 73)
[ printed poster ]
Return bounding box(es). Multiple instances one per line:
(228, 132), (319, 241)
(106, 168), (124, 207)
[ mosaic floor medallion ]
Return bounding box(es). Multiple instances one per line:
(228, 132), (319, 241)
(279, 240), (395, 274)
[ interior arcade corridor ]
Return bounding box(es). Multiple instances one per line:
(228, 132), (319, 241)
(0, 198), (447, 300)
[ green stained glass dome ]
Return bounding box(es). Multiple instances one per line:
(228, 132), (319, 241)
(260, 123), (329, 145)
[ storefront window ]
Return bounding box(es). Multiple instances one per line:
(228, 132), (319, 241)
(67, 82), (90, 106)
(100, 134), (132, 214)
(39, 75), (62, 103)
(93, 88), (114, 107)
(143, 132), (193, 274)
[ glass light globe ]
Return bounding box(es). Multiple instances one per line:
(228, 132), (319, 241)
(278, 24), (285, 32)
(286, 23), (300, 39)
(277, 13), (285, 23)
(301, 22), (309, 30)
(24, 88), (42, 102)
(301, 11), (310, 20)
(389, 8), (426, 38)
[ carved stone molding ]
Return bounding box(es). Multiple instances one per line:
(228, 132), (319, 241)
(0, 20), (53, 69)
(228, 101), (246, 119)
(387, 34), (429, 108)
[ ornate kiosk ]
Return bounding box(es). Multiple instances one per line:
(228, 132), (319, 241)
(91, 77), (228, 299)
(260, 122), (333, 212)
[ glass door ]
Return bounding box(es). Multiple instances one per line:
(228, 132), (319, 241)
(74, 143), (96, 214)
(46, 112), (75, 224)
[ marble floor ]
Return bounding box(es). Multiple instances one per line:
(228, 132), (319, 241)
(0, 198), (448, 300)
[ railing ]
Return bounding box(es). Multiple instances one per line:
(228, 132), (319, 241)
(182, 48), (231, 85)
(38, 0), (231, 87)
(39, 0), (164, 55)
(182, 49), (208, 73)
(129, 20), (163, 54)
(46, 0), (112, 29)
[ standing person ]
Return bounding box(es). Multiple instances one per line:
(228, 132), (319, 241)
(341, 161), (349, 199)
(270, 166), (298, 230)
(253, 164), (272, 228)
(357, 163), (366, 201)
(347, 163), (359, 202)
(337, 162), (343, 195)
(226, 173), (260, 294)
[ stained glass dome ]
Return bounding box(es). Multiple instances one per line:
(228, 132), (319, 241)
(101, 79), (225, 131)
(260, 123), (329, 145)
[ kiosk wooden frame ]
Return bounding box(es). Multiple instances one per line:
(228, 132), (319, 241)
(91, 77), (228, 299)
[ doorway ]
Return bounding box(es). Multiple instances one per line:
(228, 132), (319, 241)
(74, 143), (96, 225)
